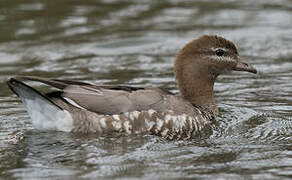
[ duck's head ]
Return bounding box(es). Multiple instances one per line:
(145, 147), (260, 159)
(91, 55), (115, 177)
(174, 35), (257, 114)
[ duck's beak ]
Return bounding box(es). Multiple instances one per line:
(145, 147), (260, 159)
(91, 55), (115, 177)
(233, 60), (257, 74)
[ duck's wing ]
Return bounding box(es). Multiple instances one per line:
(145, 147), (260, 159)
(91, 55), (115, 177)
(18, 76), (173, 115)
(7, 78), (74, 132)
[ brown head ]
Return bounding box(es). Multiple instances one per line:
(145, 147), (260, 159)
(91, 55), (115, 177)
(174, 35), (257, 115)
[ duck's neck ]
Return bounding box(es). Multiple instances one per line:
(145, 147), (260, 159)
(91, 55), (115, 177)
(175, 66), (219, 116)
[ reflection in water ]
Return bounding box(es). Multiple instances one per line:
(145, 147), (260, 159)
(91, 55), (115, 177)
(1, 0), (292, 179)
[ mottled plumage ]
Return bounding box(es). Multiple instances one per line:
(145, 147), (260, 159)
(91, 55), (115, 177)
(7, 35), (257, 140)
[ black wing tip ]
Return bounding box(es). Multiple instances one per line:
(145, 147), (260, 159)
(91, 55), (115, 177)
(7, 77), (64, 110)
(7, 78), (22, 97)
(8, 76), (68, 90)
(7, 77), (41, 97)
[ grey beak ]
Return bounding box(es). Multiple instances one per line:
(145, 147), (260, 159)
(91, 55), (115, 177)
(233, 60), (257, 74)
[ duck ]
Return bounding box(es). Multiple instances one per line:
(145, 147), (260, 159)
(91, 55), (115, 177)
(7, 35), (257, 140)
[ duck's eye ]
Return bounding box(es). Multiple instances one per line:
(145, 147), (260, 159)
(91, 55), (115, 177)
(215, 49), (225, 56)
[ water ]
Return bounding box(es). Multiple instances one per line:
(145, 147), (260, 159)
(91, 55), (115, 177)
(1, 0), (292, 179)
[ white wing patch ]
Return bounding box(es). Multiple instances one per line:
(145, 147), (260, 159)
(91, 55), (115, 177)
(63, 97), (85, 109)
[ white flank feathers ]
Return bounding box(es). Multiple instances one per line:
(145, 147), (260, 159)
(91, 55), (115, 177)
(21, 95), (73, 132)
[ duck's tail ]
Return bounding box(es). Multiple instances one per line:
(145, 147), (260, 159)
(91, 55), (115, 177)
(7, 78), (73, 132)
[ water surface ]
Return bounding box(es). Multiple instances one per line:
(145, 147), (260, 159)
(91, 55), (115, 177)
(1, 0), (292, 179)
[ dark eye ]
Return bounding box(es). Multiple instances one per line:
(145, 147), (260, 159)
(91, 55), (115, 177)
(215, 49), (225, 56)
